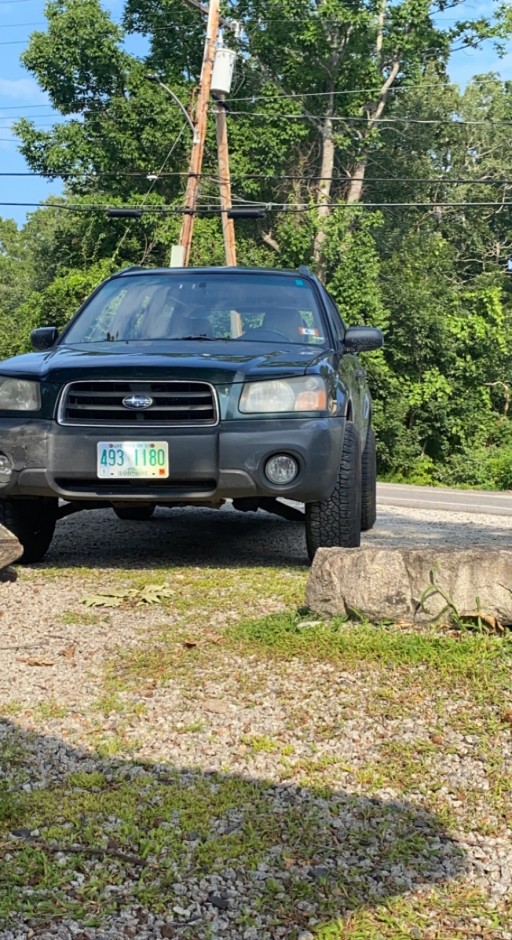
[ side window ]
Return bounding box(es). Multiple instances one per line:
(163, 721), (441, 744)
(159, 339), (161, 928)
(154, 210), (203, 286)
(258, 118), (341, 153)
(324, 293), (345, 343)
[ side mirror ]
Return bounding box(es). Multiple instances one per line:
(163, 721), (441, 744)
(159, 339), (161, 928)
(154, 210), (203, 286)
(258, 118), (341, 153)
(344, 326), (383, 353)
(31, 327), (59, 350)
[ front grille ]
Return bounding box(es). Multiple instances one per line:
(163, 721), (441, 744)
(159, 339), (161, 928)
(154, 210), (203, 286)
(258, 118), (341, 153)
(58, 381), (217, 427)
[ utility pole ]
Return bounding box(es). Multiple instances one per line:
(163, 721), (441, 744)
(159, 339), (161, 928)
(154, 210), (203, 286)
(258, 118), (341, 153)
(214, 98), (237, 266)
(179, 0), (220, 266)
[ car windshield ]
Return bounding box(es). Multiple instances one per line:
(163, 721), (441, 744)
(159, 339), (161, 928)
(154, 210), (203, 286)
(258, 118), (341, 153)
(61, 272), (328, 346)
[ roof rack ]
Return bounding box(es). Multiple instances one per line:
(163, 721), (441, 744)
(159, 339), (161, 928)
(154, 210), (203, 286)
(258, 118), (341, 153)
(297, 264), (312, 276)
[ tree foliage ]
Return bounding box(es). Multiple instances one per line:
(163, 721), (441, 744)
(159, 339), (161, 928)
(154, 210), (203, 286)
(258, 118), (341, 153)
(2, 0), (512, 487)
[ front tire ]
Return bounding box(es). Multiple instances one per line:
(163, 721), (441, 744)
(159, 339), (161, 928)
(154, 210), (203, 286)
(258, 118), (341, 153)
(0, 498), (57, 563)
(361, 426), (377, 531)
(113, 506), (155, 521)
(305, 422), (362, 561)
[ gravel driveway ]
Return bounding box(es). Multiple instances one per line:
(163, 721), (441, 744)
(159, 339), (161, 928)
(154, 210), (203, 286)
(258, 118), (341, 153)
(1, 503), (511, 940)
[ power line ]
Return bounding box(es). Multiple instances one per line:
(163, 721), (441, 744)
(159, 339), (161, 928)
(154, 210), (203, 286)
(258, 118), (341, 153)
(2, 199), (512, 214)
(224, 110), (512, 127)
(9, 111), (512, 140)
(0, 119), (63, 125)
(225, 76), (511, 103)
(0, 105), (51, 111)
(1, 21), (46, 28)
(2, 171), (512, 186)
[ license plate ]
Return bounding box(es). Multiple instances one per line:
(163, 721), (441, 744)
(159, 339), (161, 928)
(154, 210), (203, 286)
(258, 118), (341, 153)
(97, 442), (169, 479)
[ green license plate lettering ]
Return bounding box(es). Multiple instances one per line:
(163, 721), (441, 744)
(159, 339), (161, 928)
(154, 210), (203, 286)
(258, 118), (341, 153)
(97, 442), (169, 479)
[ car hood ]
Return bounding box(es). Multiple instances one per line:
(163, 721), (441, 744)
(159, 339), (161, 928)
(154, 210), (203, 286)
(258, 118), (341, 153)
(0, 340), (330, 384)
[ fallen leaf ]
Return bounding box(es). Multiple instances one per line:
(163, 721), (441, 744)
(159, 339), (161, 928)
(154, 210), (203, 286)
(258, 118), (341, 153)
(466, 610), (504, 633)
(431, 734), (444, 745)
(17, 658), (56, 667)
(183, 639), (198, 649)
(136, 586), (174, 606)
(204, 632), (223, 644)
(61, 645), (76, 661)
(501, 709), (512, 728)
(83, 594), (124, 608)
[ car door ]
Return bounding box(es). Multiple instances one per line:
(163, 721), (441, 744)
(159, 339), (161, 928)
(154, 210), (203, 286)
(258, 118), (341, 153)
(324, 292), (368, 437)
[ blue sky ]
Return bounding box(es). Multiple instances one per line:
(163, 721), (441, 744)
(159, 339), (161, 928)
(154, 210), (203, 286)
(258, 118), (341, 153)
(0, 0), (510, 227)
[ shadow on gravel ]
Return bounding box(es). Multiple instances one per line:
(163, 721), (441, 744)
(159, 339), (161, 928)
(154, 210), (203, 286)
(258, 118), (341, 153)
(44, 506), (310, 570)
(364, 510), (512, 551)
(0, 719), (466, 939)
(35, 504), (512, 572)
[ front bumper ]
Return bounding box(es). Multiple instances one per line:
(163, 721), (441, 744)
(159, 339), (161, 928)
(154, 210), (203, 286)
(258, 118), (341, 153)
(0, 417), (345, 504)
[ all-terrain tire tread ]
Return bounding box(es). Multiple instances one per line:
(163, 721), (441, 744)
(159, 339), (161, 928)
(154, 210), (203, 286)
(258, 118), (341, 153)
(361, 426), (377, 531)
(305, 422), (362, 560)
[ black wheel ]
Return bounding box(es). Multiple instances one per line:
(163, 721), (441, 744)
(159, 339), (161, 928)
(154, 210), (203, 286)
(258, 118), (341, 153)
(361, 426), (377, 531)
(305, 422), (362, 561)
(113, 505), (155, 521)
(0, 497), (57, 563)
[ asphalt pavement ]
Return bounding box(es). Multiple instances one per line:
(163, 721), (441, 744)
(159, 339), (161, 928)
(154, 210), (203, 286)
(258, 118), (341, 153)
(378, 482), (512, 516)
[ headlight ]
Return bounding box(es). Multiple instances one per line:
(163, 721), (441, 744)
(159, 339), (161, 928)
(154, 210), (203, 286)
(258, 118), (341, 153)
(239, 376), (327, 414)
(0, 377), (41, 411)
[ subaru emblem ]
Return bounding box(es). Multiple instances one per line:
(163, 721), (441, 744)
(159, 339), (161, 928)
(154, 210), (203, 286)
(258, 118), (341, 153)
(122, 394), (154, 410)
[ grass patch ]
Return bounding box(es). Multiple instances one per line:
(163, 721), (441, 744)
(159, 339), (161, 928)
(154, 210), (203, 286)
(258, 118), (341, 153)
(241, 734), (282, 754)
(61, 610), (109, 626)
(0, 749), (466, 932)
(33, 701), (68, 721)
(226, 611), (512, 702)
(320, 885), (510, 939)
(0, 702), (23, 718)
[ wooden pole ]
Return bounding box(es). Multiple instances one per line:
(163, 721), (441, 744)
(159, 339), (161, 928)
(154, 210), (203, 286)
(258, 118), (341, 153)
(179, 0), (220, 266)
(215, 98), (237, 266)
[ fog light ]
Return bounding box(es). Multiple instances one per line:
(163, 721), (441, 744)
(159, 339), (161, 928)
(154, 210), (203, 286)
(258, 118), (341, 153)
(265, 454), (299, 485)
(0, 454), (12, 485)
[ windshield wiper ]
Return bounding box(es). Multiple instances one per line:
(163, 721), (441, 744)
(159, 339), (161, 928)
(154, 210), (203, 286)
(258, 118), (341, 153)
(178, 334), (216, 341)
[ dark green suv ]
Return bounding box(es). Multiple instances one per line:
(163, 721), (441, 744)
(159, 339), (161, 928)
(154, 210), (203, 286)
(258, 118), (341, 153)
(0, 265), (383, 562)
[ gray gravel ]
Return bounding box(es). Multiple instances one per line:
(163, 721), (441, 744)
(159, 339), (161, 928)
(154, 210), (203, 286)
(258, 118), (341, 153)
(1, 504), (511, 939)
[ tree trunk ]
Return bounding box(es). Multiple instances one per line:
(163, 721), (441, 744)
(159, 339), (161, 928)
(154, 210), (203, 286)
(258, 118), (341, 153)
(345, 55), (401, 207)
(312, 101), (335, 276)
(346, 161), (368, 205)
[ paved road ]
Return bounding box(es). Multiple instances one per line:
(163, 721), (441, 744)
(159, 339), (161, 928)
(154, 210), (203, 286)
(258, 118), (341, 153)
(378, 482), (512, 516)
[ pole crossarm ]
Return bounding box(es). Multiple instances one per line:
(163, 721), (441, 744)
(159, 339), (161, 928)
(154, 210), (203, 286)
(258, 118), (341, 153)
(180, 0), (239, 34)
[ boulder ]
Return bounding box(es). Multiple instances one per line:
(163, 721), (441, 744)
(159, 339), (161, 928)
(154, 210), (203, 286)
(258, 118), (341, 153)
(306, 547), (512, 624)
(0, 523), (23, 570)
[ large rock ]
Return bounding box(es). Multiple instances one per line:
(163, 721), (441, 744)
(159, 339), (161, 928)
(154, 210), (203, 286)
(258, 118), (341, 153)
(306, 547), (512, 624)
(0, 523), (22, 570)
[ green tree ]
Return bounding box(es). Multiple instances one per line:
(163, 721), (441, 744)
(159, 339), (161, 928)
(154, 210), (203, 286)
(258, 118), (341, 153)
(6, 0), (512, 488)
